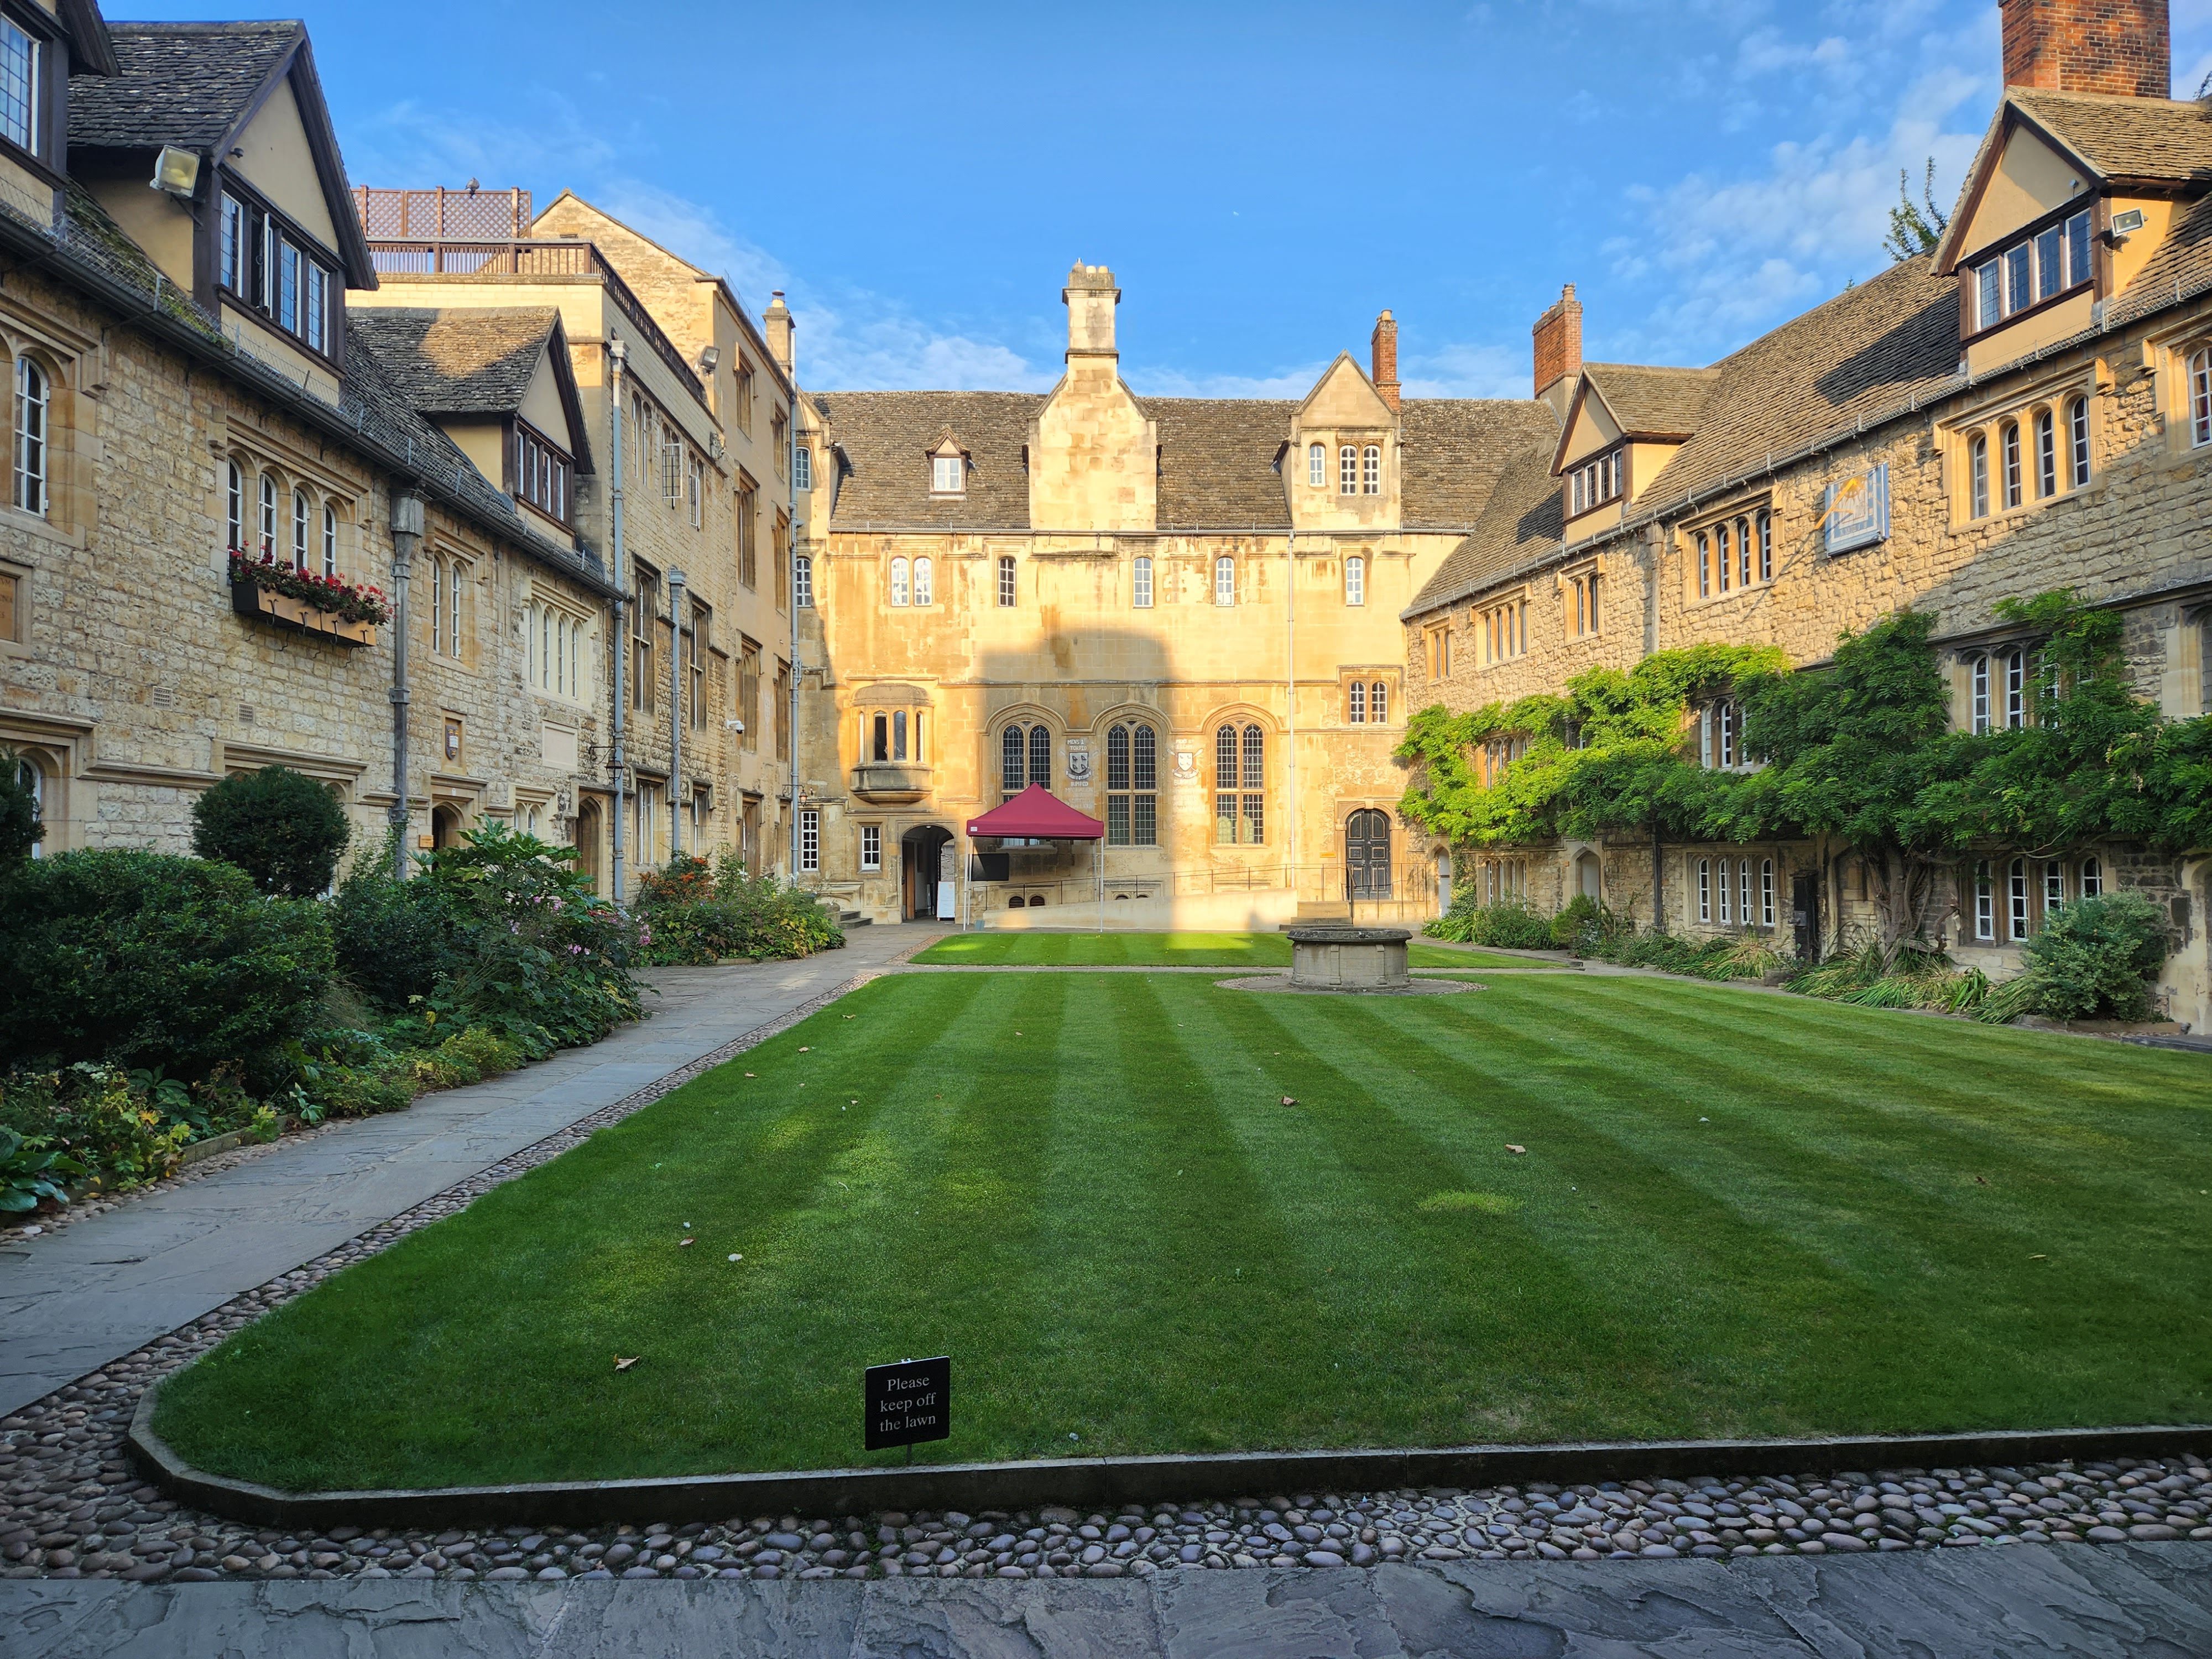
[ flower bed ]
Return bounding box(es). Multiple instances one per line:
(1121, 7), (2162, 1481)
(228, 552), (388, 645)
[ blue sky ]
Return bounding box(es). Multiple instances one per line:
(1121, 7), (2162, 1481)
(123, 1), (2212, 397)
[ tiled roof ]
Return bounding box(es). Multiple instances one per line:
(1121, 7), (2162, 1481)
(1401, 399), (1561, 528)
(1637, 254), (1961, 508)
(347, 307), (558, 415)
(2008, 90), (2212, 184)
(1581, 363), (1720, 439)
(816, 391), (1040, 529)
(1406, 442), (1565, 615)
(1148, 398), (1295, 528)
(69, 23), (300, 152)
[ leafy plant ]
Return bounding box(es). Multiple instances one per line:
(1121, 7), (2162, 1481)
(0, 1064), (192, 1191)
(1883, 158), (1949, 263)
(330, 831), (462, 1011)
(1425, 895), (1554, 950)
(634, 851), (844, 966)
(191, 765), (352, 898)
(2021, 891), (2169, 1022)
(0, 746), (41, 866)
(0, 1125), (81, 1213)
(228, 551), (389, 625)
(0, 850), (333, 1084)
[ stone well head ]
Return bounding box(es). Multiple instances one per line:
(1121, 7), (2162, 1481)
(1285, 924), (1412, 990)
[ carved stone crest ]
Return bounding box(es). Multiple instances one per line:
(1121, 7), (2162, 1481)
(1066, 745), (1093, 784)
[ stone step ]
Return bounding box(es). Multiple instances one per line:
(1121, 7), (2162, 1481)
(1295, 901), (1352, 922)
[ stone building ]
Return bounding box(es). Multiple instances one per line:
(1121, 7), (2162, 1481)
(347, 189), (801, 893)
(789, 267), (1550, 926)
(1399, 0), (2211, 1029)
(0, 9), (616, 869)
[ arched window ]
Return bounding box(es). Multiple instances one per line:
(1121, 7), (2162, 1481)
(1307, 442), (1325, 487)
(1344, 554), (1365, 607)
(2079, 854), (2103, 896)
(1105, 721), (1157, 846)
(794, 554), (813, 609)
(1338, 445), (1357, 494)
(1695, 530), (1711, 598)
(1131, 554), (1153, 608)
(1714, 700), (1738, 768)
(1028, 723), (1050, 789)
(257, 472), (278, 560)
(2007, 856), (2030, 940)
(321, 503), (337, 577)
(1348, 681), (1366, 723)
(2042, 859), (2064, 915)
(226, 461), (243, 553)
(794, 446), (811, 491)
(891, 708), (909, 761)
(1714, 520), (1732, 592)
(2192, 347), (2212, 447)
(1739, 859), (1752, 930)
(2034, 406), (2056, 498)
(446, 558), (462, 656)
(1361, 444), (1380, 494)
(1213, 723), (1265, 844)
(1969, 653), (1991, 733)
(1756, 509), (1772, 581)
(1697, 857), (1712, 924)
(430, 555), (444, 652)
(1213, 556), (1235, 607)
(2004, 646), (2027, 728)
(1717, 856), (1733, 924)
(888, 556), (909, 607)
(874, 712), (890, 763)
(1760, 857), (1776, 927)
(1000, 723), (1024, 793)
(1972, 859), (1995, 940)
(2068, 396), (2090, 488)
(1734, 517), (1752, 588)
(13, 356), (46, 516)
(1369, 681), (1387, 723)
(291, 489), (309, 571)
(2001, 420), (2022, 508)
(912, 555), (933, 607)
(1969, 432), (1990, 519)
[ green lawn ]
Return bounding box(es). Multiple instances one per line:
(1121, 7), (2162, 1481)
(157, 971), (2212, 1493)
(912, 930), (1558, 971)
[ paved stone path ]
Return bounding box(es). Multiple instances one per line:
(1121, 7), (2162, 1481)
(6, 1545), (2210, 1656)
(0, 926), (937, 1418)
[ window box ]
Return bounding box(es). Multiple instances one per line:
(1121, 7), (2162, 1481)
(228, 552), (384, 646)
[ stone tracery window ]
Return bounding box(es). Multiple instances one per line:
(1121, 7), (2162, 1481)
(13, 355), (45, 517)
(1105, 721), (1156, 846)
(1214, 723), (1264, 844)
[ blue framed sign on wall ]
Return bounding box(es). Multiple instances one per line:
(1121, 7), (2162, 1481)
(1823, 462), (1890, 554)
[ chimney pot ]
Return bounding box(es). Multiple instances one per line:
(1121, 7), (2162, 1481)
(2001, 0), (2169, 99)
(1370, 310), (1400, 413)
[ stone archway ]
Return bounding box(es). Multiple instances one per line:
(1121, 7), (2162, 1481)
(1574, 848), (1602, 900)
(900, 825), (954, 920)
(431, 804), (465, 849)
(575, 799), (604, 891)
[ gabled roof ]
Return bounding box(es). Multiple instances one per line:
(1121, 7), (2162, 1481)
(1400, 399), (1559, 528)
(69, 23), (376, 289)
(1406, 440), (1564, 616)
(348, 306), (594, 473)
(1151, 398), (1297, 528)
(1936, 91), (2212, 273)
(815, 390), (1039, 528)
(1551, 363), (1720, 472)
(58, 0), (119, 78)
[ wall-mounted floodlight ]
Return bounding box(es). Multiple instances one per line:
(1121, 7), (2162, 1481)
(150, 146), (200, 200)
(700, 346), (720, 373)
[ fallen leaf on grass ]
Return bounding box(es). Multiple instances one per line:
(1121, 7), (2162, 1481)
(1975, 1176), (1989, 1185)
(1281, 1096), (1297, 1107)
(798, 1046), (811, 1052)
(615, 1357), (639, 1371)
(1505, 1144), (1527, 1155)
(728, 1253), (743, 1262)
(680, 1238), (695, 1248)
(744, 1072), (755, 1078)
(2030, 1253), (2048, 1260)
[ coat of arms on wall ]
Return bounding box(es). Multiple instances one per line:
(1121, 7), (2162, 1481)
(1172, 747), (1198, 780)
(1066, 745), (1093, 783)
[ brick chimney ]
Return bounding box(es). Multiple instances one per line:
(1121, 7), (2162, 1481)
(1532, 284), (1582, 418)
(2001, 0), (2169, 98)
(1370, 310), (1400, 411)
(763, 290), (794, 377)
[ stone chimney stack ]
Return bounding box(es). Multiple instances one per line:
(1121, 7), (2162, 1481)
(1370, 310), (1401, 412)
(2001, 0), (2169, 98)
(763, 290), (794, 377)
(1532, 284), (1583, 418)
(1063, 263), (1120, 363)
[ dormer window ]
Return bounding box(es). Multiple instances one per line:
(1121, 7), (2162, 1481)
(0, 20), (39, 153)
(1967, 208), (2091, 335)
(1568, 449), (1621, 517)
(930, 450), (963, 494)
(218, 189), (336, 358)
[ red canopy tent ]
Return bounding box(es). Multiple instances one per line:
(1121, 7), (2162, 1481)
(962, 785), (1105, 931)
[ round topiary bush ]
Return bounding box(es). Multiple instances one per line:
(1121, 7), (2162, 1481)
(0, 849), (333, 1082)
(191, 765), (351, 898)
(2022, 890), (2170, 1021)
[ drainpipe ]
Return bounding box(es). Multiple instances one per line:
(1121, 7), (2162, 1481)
(387, 489), (424, 880)
(668, 567), (686, 860)
(789, 438), (804, 888)
(608, 339), (628, 905)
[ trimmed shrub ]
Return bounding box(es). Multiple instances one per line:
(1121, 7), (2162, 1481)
(1426, 895), (1556, 950)
(191, 766), (351, 898)
(0, 747), (40, 866)
(635, 852), (846, 965)
(2022, 890), (2169, 1021)
(330, 833), (462, 1012)
(0, 851), (332, 1083)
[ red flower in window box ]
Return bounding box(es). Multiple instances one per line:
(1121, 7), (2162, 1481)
(228, 549), (391, 627)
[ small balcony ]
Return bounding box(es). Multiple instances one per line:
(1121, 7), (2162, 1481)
(850, 763), (932, 805)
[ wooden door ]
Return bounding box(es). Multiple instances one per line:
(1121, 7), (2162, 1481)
(1346, 810), (1392, 899)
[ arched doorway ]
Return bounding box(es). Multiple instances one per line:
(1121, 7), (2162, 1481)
(1574, 849), (1601, 900)
(431, 804), (465, 849)
(900, 825), (954, 920)
(1346, 809), (1392, 899)
(575, 799), (604, 891)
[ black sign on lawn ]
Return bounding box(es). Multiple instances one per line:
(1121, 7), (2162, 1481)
(865, 1356), (950, 1455)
